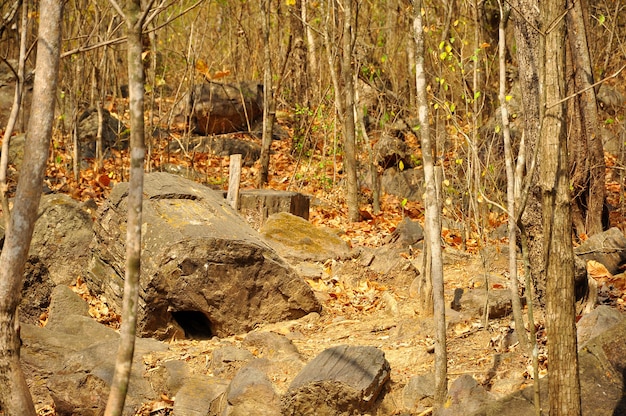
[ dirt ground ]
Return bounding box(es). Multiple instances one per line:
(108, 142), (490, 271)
(136, 248), (535, 415)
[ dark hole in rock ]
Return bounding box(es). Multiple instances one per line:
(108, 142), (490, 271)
(171, 310), (213, 340)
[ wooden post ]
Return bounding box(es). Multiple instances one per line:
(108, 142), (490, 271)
(227, 154), (242, 210)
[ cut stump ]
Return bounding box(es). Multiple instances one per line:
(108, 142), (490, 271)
(239, 189), (310, 228)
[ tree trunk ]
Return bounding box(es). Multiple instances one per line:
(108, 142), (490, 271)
(411, 0), (447, 409)
(511, 0), (546, 306)
(0, 0), (28, 229)
(341, 1), (359, 222)
(258, 0), (275, 188)
(566, 0), (605, 238)
(104, 0), (149, 414)
(540, 0), (582, 413)
(0, 1), (63, 413)
(497, 0), (529, 353)
(323, 0), (359, 222)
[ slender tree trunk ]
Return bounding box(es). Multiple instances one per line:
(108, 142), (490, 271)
(258, 0), (275, 188)
(540, 0), (582, 414)
(566, 0), (605, 237)
(341, 0), (359, 222)
(104, 0), (149, 414)
(511, 0), (546, 306)
(323, 0), (359, 222)
(0, 0), (28, 230)
(0, 1), (63, 414)
(412, 0), (447, 409)
(497, 0), (529, 353)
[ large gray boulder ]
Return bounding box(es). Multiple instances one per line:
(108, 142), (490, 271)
(86, 172), (320, 340)
(21, 285), (167, 415)
(29, 193), (95, 285)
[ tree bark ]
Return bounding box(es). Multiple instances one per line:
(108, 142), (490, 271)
(566, 0), (605, 237)
(511, 0), (546, 306)
(258, 0), (275, 188)
(496, 0), (529, 353)
(323, 0), (359, 222)
(104, 0), (149, 414)
(341, 0), (359, 222)
(0, 0), (28, 229)
(540, 0), (582, 413)
(412, 0), (447, 409)
(0, 1), (62, 413)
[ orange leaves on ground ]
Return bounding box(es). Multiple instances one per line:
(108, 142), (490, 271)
(307, 276), (390, 316)
(587, 260), (626, 309)
(71, 277), (121, 329)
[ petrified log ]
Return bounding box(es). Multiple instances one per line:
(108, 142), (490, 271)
(174, 80), (263, 135)
(281, 345), (391, 416)
(86, 172), (320, 339)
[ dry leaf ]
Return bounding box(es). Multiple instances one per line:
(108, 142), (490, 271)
(587, 260), (611, 280)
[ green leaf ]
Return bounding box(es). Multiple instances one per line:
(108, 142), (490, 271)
(598, 14), (606, 25)
(399, 160), (405, 171)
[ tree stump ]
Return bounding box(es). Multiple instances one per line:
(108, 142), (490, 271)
(238, 189), (310, 228)
(86, 172), (320, 340)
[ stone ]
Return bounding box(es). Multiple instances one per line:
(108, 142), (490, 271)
(282, 345), (391, 415)
(384, 217), (424, 247)
(453, 285), (515, 319)
(402, 372), (435, 412)
(574, 227), (626, 275)
(19, 257), (54, 325)
(242, 331), (301, 360)
(221, 366), (281, 416)
(381, 167), (425, 202)
(260, 212), (351, 263)
(28, 193), (95, 285)
(168, 135), (261, 166)
(77, 107), (129, 158)
(441, 374), (495, 416)
(577, 305), (625, 348)
(210, 346), (254, 377)
(20, 285), (169, 415)
(172, 375), (228, 416)
(86, 172), (320, 339)
(173, 81), (263, 135)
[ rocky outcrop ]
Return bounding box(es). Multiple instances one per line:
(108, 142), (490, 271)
(21, 285), (167, 415)
(86, 172), (321, 339)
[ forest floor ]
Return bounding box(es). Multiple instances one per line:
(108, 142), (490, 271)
(28, 103), (626, 414)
